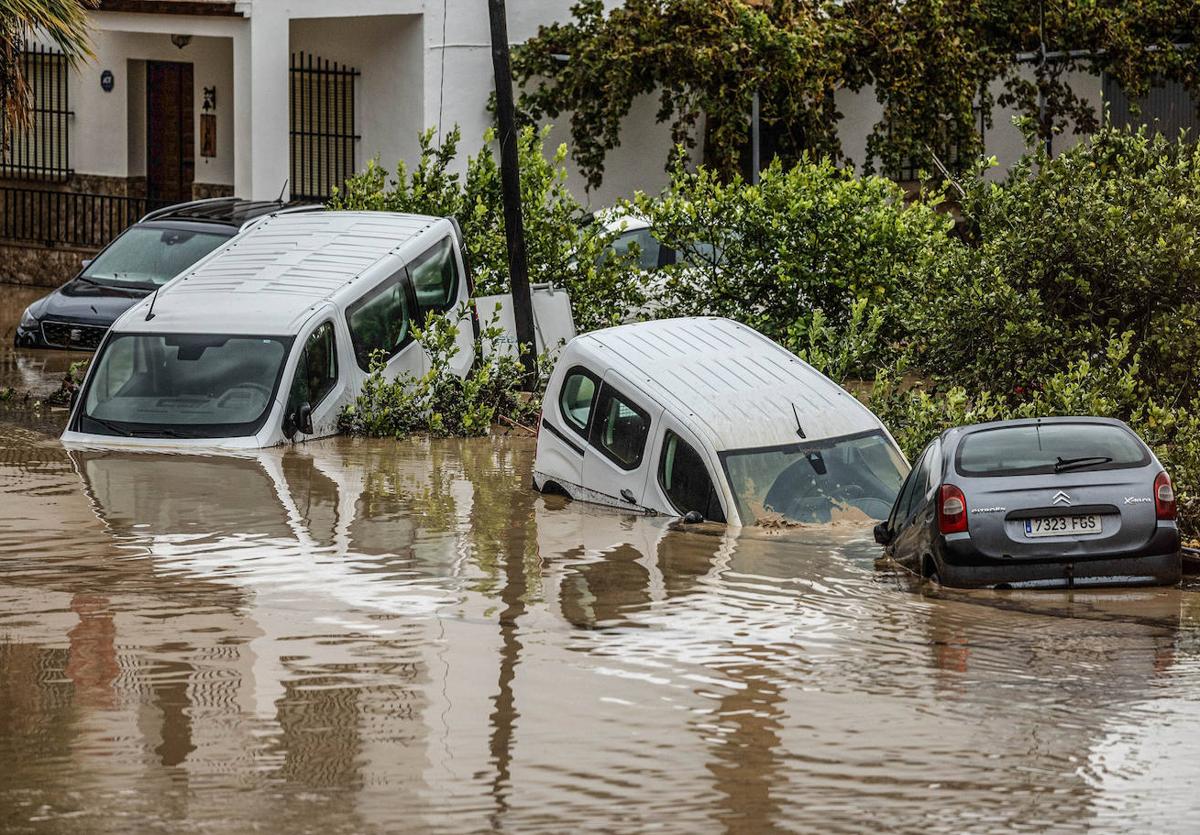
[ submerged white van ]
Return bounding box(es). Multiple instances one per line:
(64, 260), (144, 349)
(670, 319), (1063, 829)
(64, 210), (482, 449)
(533, 317), (910, 527)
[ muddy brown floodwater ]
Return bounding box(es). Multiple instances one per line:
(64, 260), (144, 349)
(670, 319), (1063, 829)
(2, 295), (1200, 833)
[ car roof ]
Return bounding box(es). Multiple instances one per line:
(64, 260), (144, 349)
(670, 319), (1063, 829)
(113, 211), (453, 336)
(138, 197), (301, 227)
(942, 416), (1134, 444)
(565, 317), (887, 453)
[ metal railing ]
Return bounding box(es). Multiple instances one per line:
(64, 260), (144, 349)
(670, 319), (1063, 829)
(290, 51), (360, 201)
(0, 43), (73, 181)
(0, 186), (169, 249)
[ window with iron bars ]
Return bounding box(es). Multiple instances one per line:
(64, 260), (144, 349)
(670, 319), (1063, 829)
(888, 106), (985, 183)
(290, 52), (360, 201)
(0, 43), (72, 182)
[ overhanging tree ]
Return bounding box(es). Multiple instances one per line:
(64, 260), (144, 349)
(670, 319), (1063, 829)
(513, 0), (1200, 187)
(1, 0), (93, 145)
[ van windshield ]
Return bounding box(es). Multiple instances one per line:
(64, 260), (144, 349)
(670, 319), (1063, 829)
(720, 431), (908, 525)
(78, 333), (293, 438)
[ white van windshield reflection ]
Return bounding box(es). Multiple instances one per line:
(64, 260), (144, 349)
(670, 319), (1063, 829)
(80, 333), (291, 438)
(721, 431), (908, 525)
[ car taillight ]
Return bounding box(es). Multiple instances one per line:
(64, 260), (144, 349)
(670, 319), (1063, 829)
(939, 484), (968, 534)
(1154, 471), (1176, 520)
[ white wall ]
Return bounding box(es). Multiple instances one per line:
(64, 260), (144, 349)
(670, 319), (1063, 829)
(289, 14), (424, 182)
(73, 29), (235, 186)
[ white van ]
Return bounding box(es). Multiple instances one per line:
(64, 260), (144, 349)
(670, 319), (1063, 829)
(62, 210), (543, 449)
(533, 317), (910, 527)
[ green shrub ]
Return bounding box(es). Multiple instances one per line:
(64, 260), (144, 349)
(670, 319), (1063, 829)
(338, 307), (544, 439)
(331, 125), (646, 333)
(911, 127), (1200, 401)
(633, 156), (953, 377)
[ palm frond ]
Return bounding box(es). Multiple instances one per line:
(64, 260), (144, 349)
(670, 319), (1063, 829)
(1, 0), (95, 138)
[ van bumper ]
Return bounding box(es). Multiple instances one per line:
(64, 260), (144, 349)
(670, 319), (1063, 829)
(935, 527), (1182, 588)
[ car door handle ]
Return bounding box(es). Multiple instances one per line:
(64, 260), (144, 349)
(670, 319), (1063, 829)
(620, 489), (637, 505)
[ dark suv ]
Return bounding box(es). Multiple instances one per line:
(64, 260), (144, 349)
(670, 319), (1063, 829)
(14, 198), (300, 351)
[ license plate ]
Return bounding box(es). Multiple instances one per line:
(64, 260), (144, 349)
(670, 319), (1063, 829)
(1024, 514), (1101, 537)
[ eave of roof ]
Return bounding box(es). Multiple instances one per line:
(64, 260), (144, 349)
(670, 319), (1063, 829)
(96, 1), (243, 17)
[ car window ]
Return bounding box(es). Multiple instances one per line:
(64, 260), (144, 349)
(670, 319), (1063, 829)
(957, 422), (1149, 476)
(608, 228), (663, 271)
(409, 237), (459, 315)
(346, 272), (413, 371)
(660, 431), (725, 522)
(895, 444), (933, 526)
(590, 385), (651, 470)
(82, 226), (229, 288)
(288, 322), (338, 414)
(559, 368), (599, 435)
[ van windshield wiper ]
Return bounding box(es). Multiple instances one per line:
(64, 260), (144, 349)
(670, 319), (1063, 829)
(84, 415), (132, 437)
(1054, 455), (1113, 473)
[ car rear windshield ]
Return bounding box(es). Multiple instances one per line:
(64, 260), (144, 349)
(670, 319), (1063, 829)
(720, 430), (908, 525)
(956, 422), (1149, 477)
(83, 226), (228, 288)
(78, 333), (292, 438)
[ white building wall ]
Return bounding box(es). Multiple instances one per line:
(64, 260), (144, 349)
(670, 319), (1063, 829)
(77, 23), (237, 187)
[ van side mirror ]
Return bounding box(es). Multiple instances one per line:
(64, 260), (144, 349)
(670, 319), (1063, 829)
(80, 258), (92, 269)
(286, 402), (314, 438)
(873, 522), (892, 546)
(682, 510), (704, 524)
(296, 402), (314, 435)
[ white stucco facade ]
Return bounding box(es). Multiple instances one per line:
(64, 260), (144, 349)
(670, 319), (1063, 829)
(38, 0), (678, 208)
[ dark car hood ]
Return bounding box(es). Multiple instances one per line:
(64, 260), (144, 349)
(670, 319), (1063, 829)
(34, 280), (150, 325)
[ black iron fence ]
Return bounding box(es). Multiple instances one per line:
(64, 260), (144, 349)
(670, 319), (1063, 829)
(290, 52), (360, 201)
(0, 43), (73, 181)
(0, 186), (166, 249)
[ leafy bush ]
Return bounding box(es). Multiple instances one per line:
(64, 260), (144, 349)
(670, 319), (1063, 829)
(331, 125), (646, 333)
(911, 128), (1200, 401)
(634, 156), (953, 377)
(338, 307), (543, 439)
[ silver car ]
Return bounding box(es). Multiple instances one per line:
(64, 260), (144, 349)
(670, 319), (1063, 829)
(874, 417), (1181, 589)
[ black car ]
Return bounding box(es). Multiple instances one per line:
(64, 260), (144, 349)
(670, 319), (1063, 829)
(874, 417), (1181, 589)
(14, 198), (301, 351)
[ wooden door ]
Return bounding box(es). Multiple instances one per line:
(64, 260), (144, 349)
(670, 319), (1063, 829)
(146, 61), (194, 204)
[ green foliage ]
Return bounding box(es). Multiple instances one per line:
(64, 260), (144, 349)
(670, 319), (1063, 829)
(2, 0), (95, 141)
(45, 358), (89, 407)
(635, 156), (952, 376)
(331, 125), (646, 332)
(338, 307), (543, 440)
(513, 0), (1200, 186)
(912, 128), (1200, 402)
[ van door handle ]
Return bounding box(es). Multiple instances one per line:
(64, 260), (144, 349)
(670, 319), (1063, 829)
(620, 489), (637, 505)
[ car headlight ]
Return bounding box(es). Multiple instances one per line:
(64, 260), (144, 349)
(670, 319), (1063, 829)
(19, 306), (38, 329)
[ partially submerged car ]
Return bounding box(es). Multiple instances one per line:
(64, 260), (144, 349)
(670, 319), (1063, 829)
(15, 198), (297, 351)
(874, 417), (1182, 589)
(63, 210), (500, 449)
(533, 317), (909, 526)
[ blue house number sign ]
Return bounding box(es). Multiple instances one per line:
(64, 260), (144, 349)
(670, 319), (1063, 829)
(100, 70), (114, 92)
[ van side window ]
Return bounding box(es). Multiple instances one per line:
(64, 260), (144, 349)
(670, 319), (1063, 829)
(559, 368), (598, 435)
(660, 432), (725, 523)
(346, 272), (413, 371)
(289, 322), (338, 412)
(899, 445), (934, 524)
(409, 237), (459, 315)
(590, 385), (650, 470)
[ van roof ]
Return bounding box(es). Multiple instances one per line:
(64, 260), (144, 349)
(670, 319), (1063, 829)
(568, 317), (885, 451)
(115, 211), (451, 335)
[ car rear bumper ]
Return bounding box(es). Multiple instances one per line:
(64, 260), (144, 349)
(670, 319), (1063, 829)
(936, 527), (1182, 588)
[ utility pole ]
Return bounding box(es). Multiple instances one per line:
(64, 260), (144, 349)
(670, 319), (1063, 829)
(487, 0), (538, 381)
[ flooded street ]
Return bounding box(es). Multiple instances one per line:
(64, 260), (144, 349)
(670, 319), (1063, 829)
(2, 309), (1200, 833)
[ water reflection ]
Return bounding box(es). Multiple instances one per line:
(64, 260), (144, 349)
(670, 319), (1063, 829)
(0, 430), (1196, 832)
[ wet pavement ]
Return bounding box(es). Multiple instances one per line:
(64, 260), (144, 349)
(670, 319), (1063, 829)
(2, 290), (1200, 833)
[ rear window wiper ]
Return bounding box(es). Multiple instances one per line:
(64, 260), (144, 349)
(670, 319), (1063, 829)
(1054, 455), (1113, 473)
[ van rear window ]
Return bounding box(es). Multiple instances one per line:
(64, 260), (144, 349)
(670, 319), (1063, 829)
(956, 423), (1149, 477)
